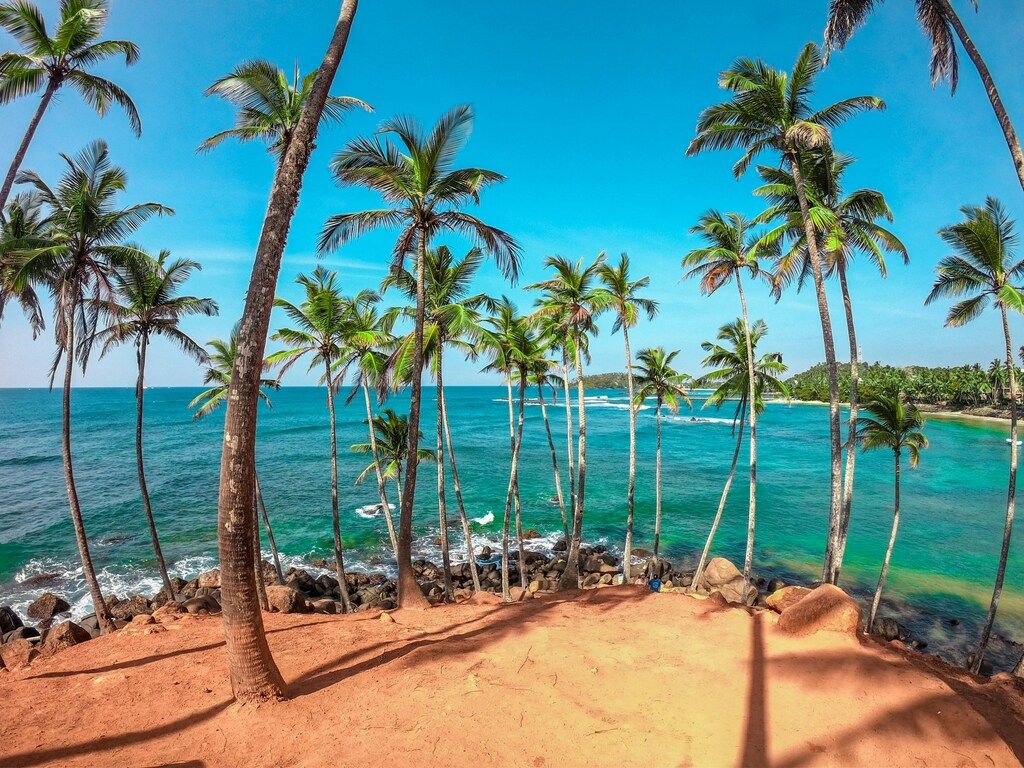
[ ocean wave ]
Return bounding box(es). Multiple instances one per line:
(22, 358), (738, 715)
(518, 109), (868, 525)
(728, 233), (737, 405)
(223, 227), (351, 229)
(353, 502), (395, 519)
(472, 511), (494, 525)
(0, 454), (61, 467)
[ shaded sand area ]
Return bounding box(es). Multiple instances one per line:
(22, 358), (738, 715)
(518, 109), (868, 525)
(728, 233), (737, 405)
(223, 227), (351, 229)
(2, 587), (1023, 767)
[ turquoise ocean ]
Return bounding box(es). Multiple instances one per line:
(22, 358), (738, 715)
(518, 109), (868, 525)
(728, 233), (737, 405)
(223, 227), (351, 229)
(1, 386), (1022, 668)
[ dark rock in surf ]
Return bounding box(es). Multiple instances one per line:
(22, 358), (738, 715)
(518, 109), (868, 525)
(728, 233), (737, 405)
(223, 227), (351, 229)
(0, 605), (25, 634)
(27, 593), (70, 622)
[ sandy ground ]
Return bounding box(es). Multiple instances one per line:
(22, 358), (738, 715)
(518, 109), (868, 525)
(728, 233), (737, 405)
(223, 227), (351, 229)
(2, 586), (1022, 768)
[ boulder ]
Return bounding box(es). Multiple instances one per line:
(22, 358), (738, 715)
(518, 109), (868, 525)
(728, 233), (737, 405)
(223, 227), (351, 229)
(18, 572), (61, 589)
(712, 581), (758, 606)
(872, 616), (908, 642)
(509, 586), (530, 602)
(27, 592), (70, 622)
(3, 626), (39, 643)
(699, 557), (742, 589)
(552, 538), (568, 553)
(522, 528), (542, 540)
(182, 596), (220, 615)
(777, 584), (861, 637)
(311, 599), (337, 615)
(40, 621), (92, 655)
(766, 578), (787, 594)
(765, 586), (812, 613)
(109, 593), (151, 621)
(152, 602), (186, 622)
(0, 605), (24, 634)
(0, 639), (36, 668)
(197, 569), (221, 589)
(266, 585), (305, 614)
(154, 577), (188, 603)
(131, 613), (155, 626)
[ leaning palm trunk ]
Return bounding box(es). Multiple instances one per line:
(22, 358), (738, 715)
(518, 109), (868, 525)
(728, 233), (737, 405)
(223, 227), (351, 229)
(506, 377), (527, 589)
(562, 353), (576, 527)
(501, 373), (528, 600)
(653, 399), (664, 558)
(324, 364), (352, 612)
(868, 450), (901, 632)
(623, 325), (638, 580)
(834, 260), (860, 578)
(361, 380), (399, 556)
(538, 384), (569, 540)
(559, 340), (588, 590)
(789, 155), (844, 583)
(134, 334), (174, 598)
(253, 511), (269, 612)
(735, 274), (758, 591)
(254, 474), (284, 584)
(216, 0), (358, 701)
(435, 360), (455, 601)
(439, 381), (481, 591)
(0, 79), (58, 215)
(972, 305), (1019, 674)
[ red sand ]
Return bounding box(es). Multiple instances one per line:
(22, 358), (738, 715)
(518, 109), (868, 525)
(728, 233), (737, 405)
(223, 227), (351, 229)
(2, 586), (1022, 767)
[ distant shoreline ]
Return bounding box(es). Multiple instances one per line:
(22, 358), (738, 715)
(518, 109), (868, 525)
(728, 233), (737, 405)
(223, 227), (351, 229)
(774, 398), (1013, 425)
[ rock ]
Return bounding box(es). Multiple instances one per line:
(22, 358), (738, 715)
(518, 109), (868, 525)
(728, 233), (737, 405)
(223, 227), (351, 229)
(644, 557), (673, 580)
(155, 577), (188, 602)
(0, 639), (36, 668)
(766, 578), (787, 594)
(552, 538), (568, 553)
(311, 599), (337, 614)
(182, 596), (220, 615)
(109, 594), (151, 621)
(522, 528), (542, 540)
(197, 569), (221, 589)
(777, 584), (861, 637)
(478, 545), (494, 559)
(379, 611), (395, 623)
(528, 579), (542, 594)
(3, 626), (39, 643)
(0, 605), (24, 634)
(40, 621), (92, 655)
(699, 557), (742, 589)
(266, 585), (305, 614)
(872, 616), (908, 642)
(765, 586), (812, 613)
(27, 592), (70, 622)
(18, 572), (61, 589)
(712, 582), (758, 606)
(78, 614), (100, 635)
(509, 586), (529, 602)
(152, 602), (186, 622)
(131, 613), (155, 625)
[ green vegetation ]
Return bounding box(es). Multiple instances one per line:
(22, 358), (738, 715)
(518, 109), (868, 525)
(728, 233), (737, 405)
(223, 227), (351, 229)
(576, 372), (629, 389)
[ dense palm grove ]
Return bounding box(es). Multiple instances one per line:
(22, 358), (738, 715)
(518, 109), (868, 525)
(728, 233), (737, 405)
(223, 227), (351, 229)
(0, 0), (1022, 700)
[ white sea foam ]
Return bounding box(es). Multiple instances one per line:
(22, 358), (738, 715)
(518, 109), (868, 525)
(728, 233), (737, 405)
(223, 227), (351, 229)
(472, 511), (495, 525)
(353, 502), (395, 519)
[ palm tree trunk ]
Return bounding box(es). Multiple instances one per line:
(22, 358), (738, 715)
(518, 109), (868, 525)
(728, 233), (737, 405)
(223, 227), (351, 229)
(362, 380), (399, 556)
(501, 372), (528, 600)
(504, 376), (526, 587)
(254, 474), (283, 584)
(62, 312), (114, 634)
(559, 339), (588, 590)
(653, 401), (663, 559)
(562, 352), (576, 529)
(135, 334), (174, 598)
(691, 409), (746, 589)
(789, 153), (844, 584)
(735, 272), (758, 591)
(0, 78), (57, 215)
(538, 383), (569, 540)
(435, 355), (454, 601)
(514, 376), (528, 589)
(395, 230), (431, 609)
(439, 377), (481, 591)
(833, 259), (860, 579)
(253, 504), (269, 612)
(324, 362), (352, 612)
(623, 324), (638, 581)
(215, 0), (359, 701)
(972, 305), (1018, 674)
(937, 0), (1024, 192)
(868, 450), (901, 632)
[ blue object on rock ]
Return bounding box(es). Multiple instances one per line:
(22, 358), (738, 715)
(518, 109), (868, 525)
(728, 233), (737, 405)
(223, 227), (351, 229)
(649, 577), (662, 592)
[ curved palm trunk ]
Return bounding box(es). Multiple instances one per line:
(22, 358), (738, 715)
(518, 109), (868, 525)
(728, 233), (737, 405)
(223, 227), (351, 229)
(868, 450), (901, 632)
(972, 306), (1018, 674)
(735, 273), (758, 591)
(0, 79), (57, 216)
(435, 357), (454, 601)
(362, 380), (399, 556)
(691, 410), (746, 589)
(324, 363), (352, 612)
(559, 340), (588, 590)
(833, 260), (860, 580)
(507, 377), (527, 589)
(62, 313), (114, 634)
(439, 379), (481, 591)
(135, 334), (174, 598)
(789, 154), (843, 584)
(501, 372), (528, 600)
(622, 325), (638, 580)
(653, 400), (664, 558)
(253, 507), (269, 612)
(254, 474), (284, 584)
(215, 0), (358, 701)
(538, 384), (569, 540)
(936, 0), (1024, 192)
(562, 353), (576, 528)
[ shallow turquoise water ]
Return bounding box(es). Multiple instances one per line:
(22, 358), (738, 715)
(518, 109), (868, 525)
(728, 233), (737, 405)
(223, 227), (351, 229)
(0, 386), (1021, 666)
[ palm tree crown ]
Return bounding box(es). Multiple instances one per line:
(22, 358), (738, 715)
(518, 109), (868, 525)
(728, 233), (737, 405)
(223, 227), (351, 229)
(0, 191), (47, 335)
(598, 252), (658, 331)
(633, 347), (692, 412)
(188, 323), (279, 420)
(857, 391), (928, 465)
(351, 408), (434, 484)
(700, 319), (790, 419)
(684, 210), (771, 293)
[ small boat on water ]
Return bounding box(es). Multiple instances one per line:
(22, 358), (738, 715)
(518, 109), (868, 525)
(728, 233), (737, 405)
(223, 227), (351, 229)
(1006, 438), (1022, 446)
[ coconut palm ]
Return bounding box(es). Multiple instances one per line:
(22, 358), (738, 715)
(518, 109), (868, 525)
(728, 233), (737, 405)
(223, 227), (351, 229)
(687, 42), (885, 583)
(857, 391), (928, 633)
(684, 211), (771, 592)
(199, 59), (370, 157)
(351, 407), (434, 506)
(925, 197), (1022, 674)
(267, 266), (355, 612)
(632, 348), (692, 561)
(823, 0), (1024, 192)
(692, 319), (789, 591)
(0, 0), (140, 212)
(530, 365), (569, 541)
(188, 324), (284, 586)
(0, 192), (46, 334)
(988, 358), (1005, 403)
(599, 253), (658, 581)
(7, 141), (169, 635)
(320, 104), (519, 608)
(755, 151), (908, 579)
(94, 250), (217, 599)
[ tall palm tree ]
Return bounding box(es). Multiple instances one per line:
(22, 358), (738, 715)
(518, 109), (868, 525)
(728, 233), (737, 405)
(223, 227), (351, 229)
(203, 0), (359, 702)
(632, 348), (691, 562)
(530, 365), (569, 540)
(199, 59), (370, 157)
(599, 253), (658, 581)
(0, 191), (46, 334)
(0, 0), (140, 212)
(687, 42), (885, 583)
(823, 0), (1024, 192)
(925, 197), (1022, 674)
(94, 250), (217, 599)
(351, 407), (434, 503)
(188, 324), (284, 586)
(692, 319), (789, 591)
(755, 151), (908, 579)
(684, 211), (770, 592)
(267, 266), (355, 612)
(8, 141), (169, 635)
(857, 391), (928, 632)
(319, 104), (519, 608)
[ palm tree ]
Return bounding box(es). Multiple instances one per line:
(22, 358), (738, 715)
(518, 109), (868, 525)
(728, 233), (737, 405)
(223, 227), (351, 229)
(823, 0), (1024, 192)
(687, 42), (885, 583)
(925, 197), (1022, 674)
(94, 250), (217, 599)
(632, 348), (691, 563)
(988, 358), (1005, 403)
(8, 141), (169, 635)
(204, 0), (359, 701)
(267, 266), (355, 612)
(0, 0), (140, 212)
(352, 407), (435, 503)
(755, 151), (908, 579)
(599, 253), (658, 581)
(319, 104), (519, 608)
(188, 324), (284, 586)
(857, 391), (928, 633)
(530, 365), (569, 540)
(199, 59), (370, 157)
(684, 211), (770, 592)
(0, 192), (46, 334)
(528, 256), (610, 589)
(692, 319), (789, 591)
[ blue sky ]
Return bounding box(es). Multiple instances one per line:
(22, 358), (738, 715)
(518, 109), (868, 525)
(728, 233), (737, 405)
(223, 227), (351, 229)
(1, 0), (1022, 387)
